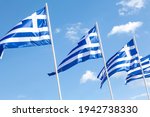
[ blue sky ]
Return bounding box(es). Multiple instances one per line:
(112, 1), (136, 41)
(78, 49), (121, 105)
(0, 0), (150, 100)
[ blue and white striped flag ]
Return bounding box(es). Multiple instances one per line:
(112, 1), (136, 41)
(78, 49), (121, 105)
(97, 39), (139, 88)
(0, 6), (51, 58)
(126, 55), (150, 84)
(48, 25), (102, 76)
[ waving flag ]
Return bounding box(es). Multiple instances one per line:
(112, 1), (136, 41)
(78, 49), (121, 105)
(126, 55), (150, 84)
(48, 25), (102, 76)
(97, 39), (139, 88)
(0, 6), (51, 58)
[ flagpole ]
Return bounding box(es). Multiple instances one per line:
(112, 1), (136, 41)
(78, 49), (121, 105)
(45, 3), (62, 100)
(96, 22), (114, 100)
(132, 33), (150, 100)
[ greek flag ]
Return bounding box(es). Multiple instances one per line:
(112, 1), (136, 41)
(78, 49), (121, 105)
(48, 25), (102, 76)
(0, 6), (50, 58)
(126, 55), (150, 84)
(97, 39), (139, 88)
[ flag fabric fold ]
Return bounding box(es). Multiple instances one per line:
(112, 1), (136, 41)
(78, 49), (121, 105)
(48, 25), (102, 76)
(97, 39), (139, 88)
(0, 6), (51, 59)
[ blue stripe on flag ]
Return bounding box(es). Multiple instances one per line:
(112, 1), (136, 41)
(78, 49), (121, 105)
(109, 68), (127, 77)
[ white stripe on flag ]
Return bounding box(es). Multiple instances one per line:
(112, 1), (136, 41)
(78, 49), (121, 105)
(24, 14), (47, 20)
(0, 35), (50, 44)
(5, 27), (49, 36)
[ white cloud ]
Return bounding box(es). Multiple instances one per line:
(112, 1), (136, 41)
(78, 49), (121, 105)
(117, 0), (145, 16)
(55, 28), (61, 33)
(80, 70), (98, 84)
(65, 22), (89, 43)
(130, 93), (147, 99)
(108, 21), (143, 36)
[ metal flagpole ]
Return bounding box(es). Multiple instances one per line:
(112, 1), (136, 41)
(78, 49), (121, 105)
(96, 22), (114, 100)
(132, 33), (150, 100)
(45, 3), (62, 100)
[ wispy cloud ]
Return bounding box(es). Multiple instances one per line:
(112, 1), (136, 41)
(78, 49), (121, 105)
(17, 94), (27, 99)
(54, 28), (61, 33)
(80, 70), (98, 84)
(128, 78), (150, 88)
(108, 21), (143, 36)
(138, 79), (150, 87)
(147, 79), (150, 87)
(131, 93), (147, 99)
(65, 22), (89, 43)
(117, 0), (145, 16)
